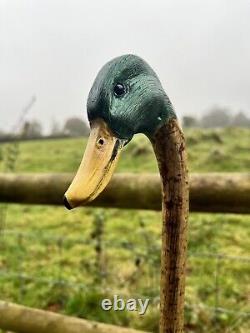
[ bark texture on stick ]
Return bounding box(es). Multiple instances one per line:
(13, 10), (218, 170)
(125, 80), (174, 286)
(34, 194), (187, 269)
(0, 172), (249, 213)
(0, 301), (147, 333)
(151, 119), (189, 333)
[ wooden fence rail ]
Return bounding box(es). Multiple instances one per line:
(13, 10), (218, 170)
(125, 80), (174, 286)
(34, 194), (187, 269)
(0, 301), (147, 333)
(0, 173), (249, 214)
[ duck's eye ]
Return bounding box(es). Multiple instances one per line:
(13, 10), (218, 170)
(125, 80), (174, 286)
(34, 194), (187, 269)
(113, 83), (126, 97)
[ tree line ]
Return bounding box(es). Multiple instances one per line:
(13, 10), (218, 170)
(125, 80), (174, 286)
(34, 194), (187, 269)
(182, 106), (250, 128)
(0, 106), (249, 142)
(0, 117), (90, 141)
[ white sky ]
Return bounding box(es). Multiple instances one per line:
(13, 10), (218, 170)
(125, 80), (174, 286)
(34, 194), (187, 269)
(0, 0), (250, 132)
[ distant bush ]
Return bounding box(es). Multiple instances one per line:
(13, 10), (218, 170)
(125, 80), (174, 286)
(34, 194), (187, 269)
(231, 111), (250, 127)
(200, 107), (231, 128)
(63, 117), (90, 137)
(182, 116), (199, 128)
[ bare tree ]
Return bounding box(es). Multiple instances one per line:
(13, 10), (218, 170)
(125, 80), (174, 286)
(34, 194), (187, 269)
(50, 119), (62, 135)
(21, 120), (43, 138)
(231, 111), (250, 127)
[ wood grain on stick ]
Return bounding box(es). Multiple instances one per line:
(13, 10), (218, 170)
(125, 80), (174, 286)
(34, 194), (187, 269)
(151, 119), (189, 332)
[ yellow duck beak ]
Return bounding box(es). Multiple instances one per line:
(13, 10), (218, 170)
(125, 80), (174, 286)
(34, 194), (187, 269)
(64, 118), (125, 209)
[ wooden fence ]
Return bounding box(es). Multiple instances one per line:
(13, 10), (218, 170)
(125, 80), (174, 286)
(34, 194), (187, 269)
(0, 301), (147, 333)
(0, 172), (249, 214)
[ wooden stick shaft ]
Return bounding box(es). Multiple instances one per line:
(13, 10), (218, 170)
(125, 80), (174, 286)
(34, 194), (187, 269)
(152, 119), (189, 333)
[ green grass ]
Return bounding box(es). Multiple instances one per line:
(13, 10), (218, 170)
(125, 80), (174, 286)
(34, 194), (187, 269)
(0, 127), (249, 332)
(0, 127), (249, 173)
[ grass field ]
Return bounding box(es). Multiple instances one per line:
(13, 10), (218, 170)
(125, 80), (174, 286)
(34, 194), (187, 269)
(0, 127), (249, 332)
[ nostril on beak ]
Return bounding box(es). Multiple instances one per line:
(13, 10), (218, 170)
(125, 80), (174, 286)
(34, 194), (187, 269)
(63, 195), (72, 210)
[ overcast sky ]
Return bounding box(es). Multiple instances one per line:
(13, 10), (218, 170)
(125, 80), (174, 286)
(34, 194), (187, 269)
(1, 0), (249, 133)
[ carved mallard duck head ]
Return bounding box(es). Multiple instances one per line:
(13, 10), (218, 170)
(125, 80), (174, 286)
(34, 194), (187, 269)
(87, 54), (176, 140)
(64, 54), (176, 209)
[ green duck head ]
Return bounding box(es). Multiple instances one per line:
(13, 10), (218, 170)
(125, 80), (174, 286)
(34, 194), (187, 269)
(64, 54), (176, 209)
(87, 54), (176, 140)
